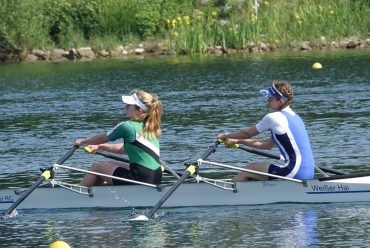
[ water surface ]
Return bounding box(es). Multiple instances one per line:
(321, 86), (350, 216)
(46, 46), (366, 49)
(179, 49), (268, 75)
(1, 50), (370, 247)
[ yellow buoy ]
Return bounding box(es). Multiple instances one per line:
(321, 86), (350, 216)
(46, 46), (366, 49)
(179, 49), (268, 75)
(312, 62), (322, 69)
(50, 241), (71, 248)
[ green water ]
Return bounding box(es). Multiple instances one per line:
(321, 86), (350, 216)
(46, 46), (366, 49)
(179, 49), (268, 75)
(0, 50), (370, 247)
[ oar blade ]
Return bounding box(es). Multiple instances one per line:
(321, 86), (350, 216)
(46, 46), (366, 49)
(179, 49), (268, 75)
(129, 171), (190, 221)
(129, 215), (149, 221)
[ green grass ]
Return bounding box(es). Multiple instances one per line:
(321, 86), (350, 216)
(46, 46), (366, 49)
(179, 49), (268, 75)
(167, 0), (370, 53)
(0, 0), (369, 56)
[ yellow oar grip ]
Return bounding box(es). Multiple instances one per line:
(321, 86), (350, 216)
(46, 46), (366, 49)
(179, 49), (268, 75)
(217, 137), (239, 149)
(161, 165), (164, 172)
(230, 144), (239, 149)
(186, 165), (197, 175)
(41, 170), (51, 180)
(84, 146), (96, 154)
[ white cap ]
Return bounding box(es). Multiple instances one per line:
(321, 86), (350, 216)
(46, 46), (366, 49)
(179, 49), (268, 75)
(121, 93), (148, 112)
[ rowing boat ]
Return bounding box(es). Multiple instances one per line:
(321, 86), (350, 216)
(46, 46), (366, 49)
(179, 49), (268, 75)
(2, 143), (370, 213)
(2, 169), (370, 211)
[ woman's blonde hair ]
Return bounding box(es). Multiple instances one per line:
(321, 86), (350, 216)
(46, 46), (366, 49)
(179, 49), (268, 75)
(272, 80), (293, 108)
(131, 89), (162, 138)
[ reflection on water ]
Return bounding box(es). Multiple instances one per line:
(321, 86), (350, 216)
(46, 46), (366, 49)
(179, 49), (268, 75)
(1, 50), (370, 247)
(3, 204), (370, 247)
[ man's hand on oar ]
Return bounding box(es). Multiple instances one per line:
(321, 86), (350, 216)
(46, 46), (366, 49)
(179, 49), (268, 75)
(2, 145), (78, 216)
(130, 140), (221, 221)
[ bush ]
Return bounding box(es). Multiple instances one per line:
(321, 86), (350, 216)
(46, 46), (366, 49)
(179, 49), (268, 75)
(0, 0), (369, 55)
(135, 0), (162, 36)
(0, 0), (50, 52)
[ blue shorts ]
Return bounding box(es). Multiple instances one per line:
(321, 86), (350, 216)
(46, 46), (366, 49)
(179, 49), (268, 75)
(268, 163), (292, 180)
(268, 163), (314, 180)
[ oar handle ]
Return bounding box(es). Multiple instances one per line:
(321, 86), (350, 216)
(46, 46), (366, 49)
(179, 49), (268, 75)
(229, 144), (239, 149)
(219, 139), (281, 160)
(84, 147), (130, 163)
(84, 146), (96, 154)
(236, 145), (282, 160)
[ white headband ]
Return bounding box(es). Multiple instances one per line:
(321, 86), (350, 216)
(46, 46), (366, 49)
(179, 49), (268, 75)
(121, 93), (148, 112)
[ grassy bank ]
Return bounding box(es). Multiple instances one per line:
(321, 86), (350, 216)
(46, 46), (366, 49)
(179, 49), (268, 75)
(0, 0), (369, 58)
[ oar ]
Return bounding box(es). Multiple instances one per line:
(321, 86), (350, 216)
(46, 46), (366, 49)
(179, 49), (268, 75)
(236, 145), (282, 160)
(131, 140), (221, 221)
(2, 145), (78, 216)
(84, 147), (130, 163)
(232, 144), (346, 176)
(315, 166), (346, 176)
(84, 147), (181, 179)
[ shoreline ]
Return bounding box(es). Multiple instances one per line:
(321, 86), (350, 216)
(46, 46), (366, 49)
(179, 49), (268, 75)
(1, 37), (370, 64)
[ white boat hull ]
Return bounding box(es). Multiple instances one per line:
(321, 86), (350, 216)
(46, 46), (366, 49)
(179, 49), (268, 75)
(2, 176), (370, 210)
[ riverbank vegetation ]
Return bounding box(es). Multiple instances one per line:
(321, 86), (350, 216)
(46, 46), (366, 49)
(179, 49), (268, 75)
(0, 0), (369, 61)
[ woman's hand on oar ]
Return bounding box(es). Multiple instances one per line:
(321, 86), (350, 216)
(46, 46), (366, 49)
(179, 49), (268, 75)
(216, 135), (240, 149)
(223, 138), (239, 148)
(2, 145), (78, 216)
(84, 145), (99, 154)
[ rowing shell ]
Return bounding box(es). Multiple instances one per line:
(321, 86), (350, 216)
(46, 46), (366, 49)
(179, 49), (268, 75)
(1, 173), (370, 210)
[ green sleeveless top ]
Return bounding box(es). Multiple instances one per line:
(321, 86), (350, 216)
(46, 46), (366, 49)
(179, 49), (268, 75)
(107, 120), (160, 170)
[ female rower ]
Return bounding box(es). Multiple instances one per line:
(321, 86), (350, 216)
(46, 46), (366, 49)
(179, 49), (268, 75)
(218, 80), (314, 181)
(75, 89), (163, 186)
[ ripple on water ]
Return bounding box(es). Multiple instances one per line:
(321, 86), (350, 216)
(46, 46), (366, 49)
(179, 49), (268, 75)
(0, 51), (370, 247)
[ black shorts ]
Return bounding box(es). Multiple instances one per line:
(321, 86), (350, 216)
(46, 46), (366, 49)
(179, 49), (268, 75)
(112, 163), (162, 185)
